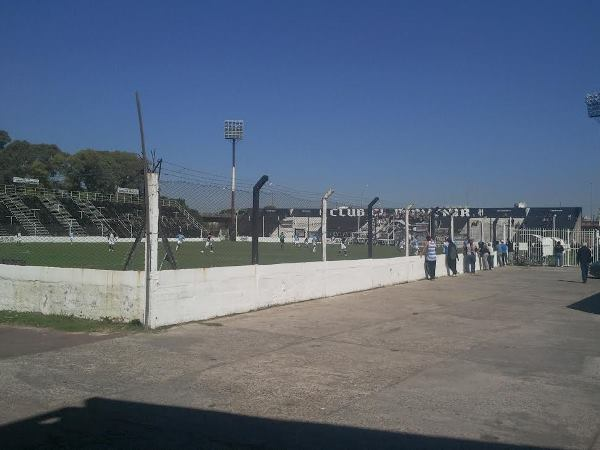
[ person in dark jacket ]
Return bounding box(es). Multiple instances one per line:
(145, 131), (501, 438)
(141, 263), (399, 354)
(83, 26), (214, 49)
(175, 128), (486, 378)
(554, 241), (565, 267)
(576, 243), (592, 283)
(506, 239), (514, 265)
(446, 238), (459, 276)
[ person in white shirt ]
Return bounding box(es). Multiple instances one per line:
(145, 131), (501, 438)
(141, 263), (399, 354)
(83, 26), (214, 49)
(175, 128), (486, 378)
(108, 233), (116, 252)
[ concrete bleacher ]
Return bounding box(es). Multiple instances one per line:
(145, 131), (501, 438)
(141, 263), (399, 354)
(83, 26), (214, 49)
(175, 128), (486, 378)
(0, 184), (209, 238)
(521, 207), (581, 230)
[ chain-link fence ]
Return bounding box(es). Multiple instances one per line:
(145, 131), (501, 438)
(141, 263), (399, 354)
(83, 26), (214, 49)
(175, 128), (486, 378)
(1, 164), (592, 271)
(0, 183), (147, 269)
(156, 164), (440, 269)
(0, 176), (467, 270)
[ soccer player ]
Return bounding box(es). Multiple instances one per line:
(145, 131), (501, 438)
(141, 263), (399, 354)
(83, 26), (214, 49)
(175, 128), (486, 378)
(204, 233), (214, 253)
(69, 230), (74, 244)
(293, 235), (300, 247)
(311, 235), (317, 253)
(108, 233), (116, 252)
(339, 239), (348, 256)
(279, 232), (285, 249)
(176, 233), (184, 251)
(16, 232), (22, 245)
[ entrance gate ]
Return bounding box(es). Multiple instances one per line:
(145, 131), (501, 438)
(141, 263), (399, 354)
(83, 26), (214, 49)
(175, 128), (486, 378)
(513, 228), (599, 266)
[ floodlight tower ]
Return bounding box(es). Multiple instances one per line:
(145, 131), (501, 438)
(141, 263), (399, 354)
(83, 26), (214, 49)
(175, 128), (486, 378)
(224, 120), (244, 241)
(585, 93), (599, 221)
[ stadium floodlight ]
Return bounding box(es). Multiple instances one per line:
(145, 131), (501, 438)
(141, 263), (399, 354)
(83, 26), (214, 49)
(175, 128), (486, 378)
(224, 120), (244, 241)
(224, 120), (244, 140)
(586, 92), (600, 119)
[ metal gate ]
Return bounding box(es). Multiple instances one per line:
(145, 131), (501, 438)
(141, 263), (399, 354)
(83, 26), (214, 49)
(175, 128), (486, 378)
(513, 228), (599, 266)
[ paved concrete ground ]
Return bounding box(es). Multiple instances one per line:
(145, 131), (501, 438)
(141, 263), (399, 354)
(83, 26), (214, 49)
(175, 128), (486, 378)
(1, 266), (599, 449)
(0, 326), (118, 359)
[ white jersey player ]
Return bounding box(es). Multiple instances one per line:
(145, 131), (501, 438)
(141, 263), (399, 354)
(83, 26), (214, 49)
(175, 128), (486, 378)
(108, 233), (116, 252)
(339, 239), (348, 256)
(202, 233), (214, 253)
(176, 233), (184, 251)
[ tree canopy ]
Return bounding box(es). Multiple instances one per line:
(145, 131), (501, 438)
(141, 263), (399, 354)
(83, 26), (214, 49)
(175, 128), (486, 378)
(0, 140), (67, 186)
(0, 130), (11, 149)
(64, 149), (143, 192)
(0, 133), (143, 192)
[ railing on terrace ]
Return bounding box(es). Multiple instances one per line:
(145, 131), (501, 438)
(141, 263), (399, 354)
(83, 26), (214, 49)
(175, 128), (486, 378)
(0, 184), (183, 208)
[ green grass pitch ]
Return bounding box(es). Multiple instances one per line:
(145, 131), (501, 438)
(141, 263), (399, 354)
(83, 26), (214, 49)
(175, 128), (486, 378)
(0, 241), (406, 271)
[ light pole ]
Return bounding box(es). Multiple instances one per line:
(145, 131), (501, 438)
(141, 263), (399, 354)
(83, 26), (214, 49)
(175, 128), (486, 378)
(586, 93), (599, 222)
(225, 120), (244, 241)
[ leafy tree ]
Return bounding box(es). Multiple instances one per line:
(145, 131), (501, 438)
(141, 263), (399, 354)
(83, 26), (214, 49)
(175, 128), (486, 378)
(0, 140), (67, 187)
(65, 149), (143, 192)
(0, 130), (10, 149)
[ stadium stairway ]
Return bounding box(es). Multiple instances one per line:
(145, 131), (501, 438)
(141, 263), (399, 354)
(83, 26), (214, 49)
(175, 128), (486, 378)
(0, 192), (49, 236)
(40, 196), (87, 236)
(172, 202), (209, 236)
(71, 197), (116, 236)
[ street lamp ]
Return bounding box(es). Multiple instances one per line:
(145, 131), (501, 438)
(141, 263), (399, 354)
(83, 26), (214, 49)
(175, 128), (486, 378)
(224, 120), (244, 241)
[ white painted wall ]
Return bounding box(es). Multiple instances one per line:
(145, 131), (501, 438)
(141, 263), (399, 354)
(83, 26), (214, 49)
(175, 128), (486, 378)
(0, 264), (144, 321)
(150, 254), (464, 328)
(0, 253), (467, 328)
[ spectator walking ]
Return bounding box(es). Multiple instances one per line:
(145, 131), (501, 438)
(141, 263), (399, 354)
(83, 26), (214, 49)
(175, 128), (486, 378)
(576, 243), (592, 283)
(446, 238), (459, 276)
(443, 238), (450, 276)
(420, 235), (437, 280)
(478, 240), (485, 270)
(499, 240), (508, 266)
(463, 238), (469, 272)
(507, 239), (514, 265)
(466, 239), (477, 273)
(487, 242), (494, 270)
(554, 241), (564, 267)
(481, 242), (490, 270)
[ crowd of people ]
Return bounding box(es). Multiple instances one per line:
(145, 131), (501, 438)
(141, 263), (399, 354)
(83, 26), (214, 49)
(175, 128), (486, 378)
(419, 236), (594, 283)
(419, 236), (513, 280)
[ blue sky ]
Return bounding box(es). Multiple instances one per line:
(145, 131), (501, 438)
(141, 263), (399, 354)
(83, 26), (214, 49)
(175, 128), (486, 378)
(2, 0), (599, 212)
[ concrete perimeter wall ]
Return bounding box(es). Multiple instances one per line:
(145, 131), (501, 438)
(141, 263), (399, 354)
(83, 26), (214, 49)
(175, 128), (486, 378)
(0, 264), (144, 321)
(0, 253), (476, 327)
(150, 255), (466, 328)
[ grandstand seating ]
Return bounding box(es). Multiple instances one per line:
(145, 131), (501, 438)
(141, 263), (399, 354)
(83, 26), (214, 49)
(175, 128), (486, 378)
(21, 196), (65, 236)
(521, 207), (581, 229)
(0, 184), (584, 242)
(0, 185), (211, 238)
(0, 202), (20, 236)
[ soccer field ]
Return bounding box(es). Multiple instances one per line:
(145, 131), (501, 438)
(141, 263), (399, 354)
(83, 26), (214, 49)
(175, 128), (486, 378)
(0, 241), (406, 271)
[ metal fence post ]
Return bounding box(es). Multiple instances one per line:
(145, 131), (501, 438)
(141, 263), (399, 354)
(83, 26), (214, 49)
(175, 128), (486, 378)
(321, 189), (334, 262)
(252, 175), (269, 265)
(405, 205), (412, 257)
(367, 197), (379, 258)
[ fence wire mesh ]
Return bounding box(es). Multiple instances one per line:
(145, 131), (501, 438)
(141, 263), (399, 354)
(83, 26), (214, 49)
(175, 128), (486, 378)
(1, 162), (596, 271)
(0, 183), (147, 269)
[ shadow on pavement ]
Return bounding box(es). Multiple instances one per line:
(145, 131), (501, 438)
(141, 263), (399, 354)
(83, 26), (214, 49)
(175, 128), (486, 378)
(567, 292), (600, 315)
(0, 397), (555, 449)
